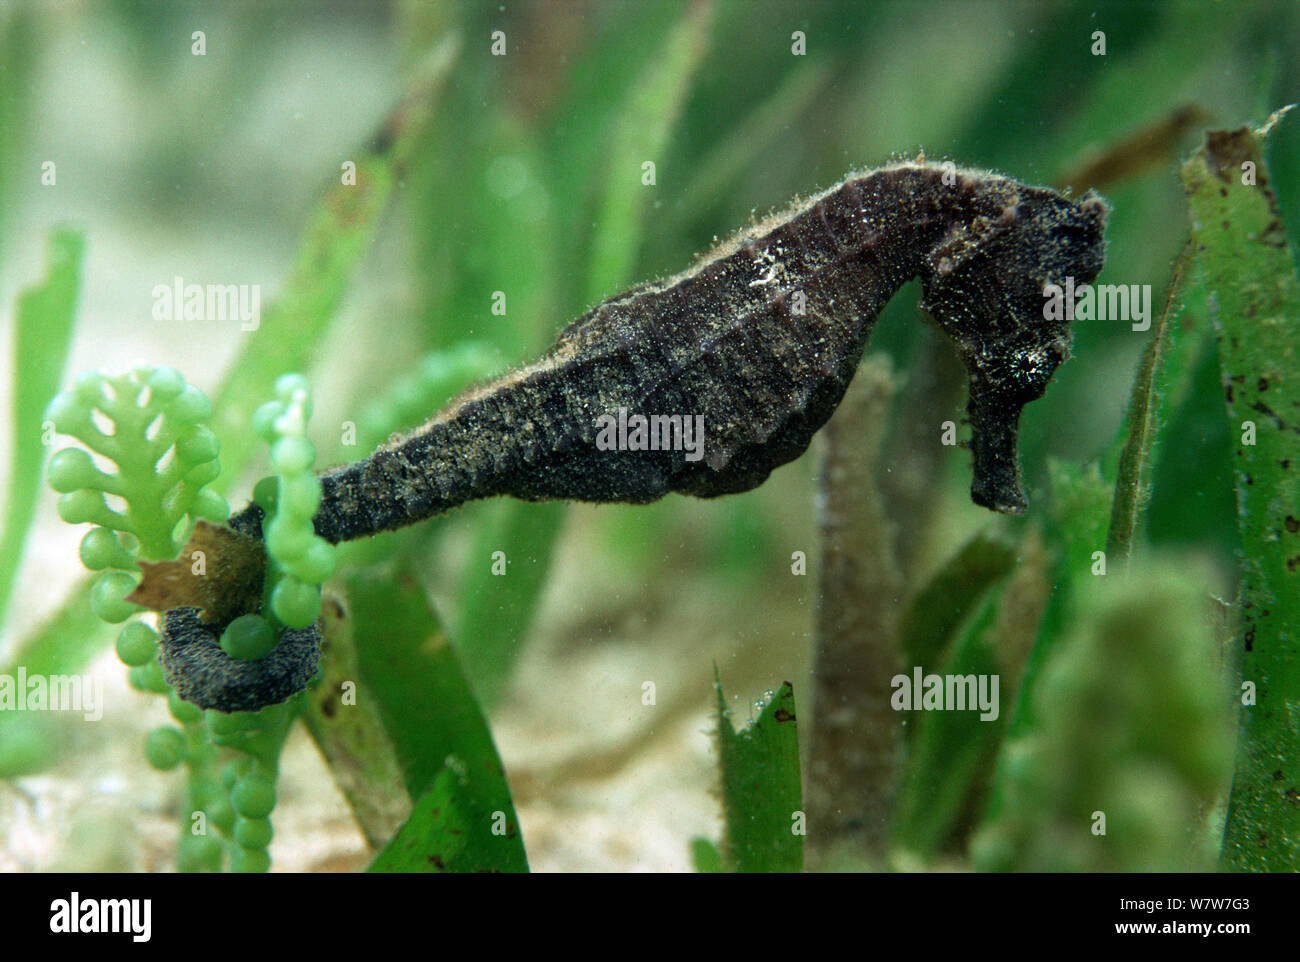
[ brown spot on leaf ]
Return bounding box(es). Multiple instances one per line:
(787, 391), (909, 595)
(1204, 126), (1262, 185)
(1250, 400), (1287, 430)
(1285, 515), (1299, 534)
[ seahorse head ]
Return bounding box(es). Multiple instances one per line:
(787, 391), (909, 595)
(919, 182), (1110, 512)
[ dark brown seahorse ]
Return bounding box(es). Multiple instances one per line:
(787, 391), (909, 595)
(160, 161), (1109, 712)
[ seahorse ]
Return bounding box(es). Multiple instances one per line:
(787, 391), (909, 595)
(160, 161), (1109, 712)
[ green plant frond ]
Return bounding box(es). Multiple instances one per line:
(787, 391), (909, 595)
(45, 366), (228, 563)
